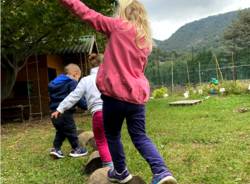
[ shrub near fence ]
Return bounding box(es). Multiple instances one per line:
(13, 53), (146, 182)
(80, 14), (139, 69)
(191, 80), (250, 97)
(152, 87), (168, 99)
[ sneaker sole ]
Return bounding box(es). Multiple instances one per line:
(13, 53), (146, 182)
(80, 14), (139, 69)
(50, 152), (64, 159)
(158, 176), (177, 184)
(108, 174), (133, 183)
(69, 151), (88, 157)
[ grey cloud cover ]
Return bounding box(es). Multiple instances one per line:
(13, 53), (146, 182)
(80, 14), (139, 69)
(141, 0), (237, 21)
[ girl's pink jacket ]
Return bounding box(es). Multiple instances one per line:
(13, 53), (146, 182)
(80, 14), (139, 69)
(60, 0), (151, 104)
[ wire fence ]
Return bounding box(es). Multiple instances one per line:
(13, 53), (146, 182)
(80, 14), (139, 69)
(146, 59), (250, 92)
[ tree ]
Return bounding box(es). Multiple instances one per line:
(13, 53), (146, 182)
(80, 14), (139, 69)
(223, 9), (250, 81)
(224, 9), (250, 51)
(1, 0), (115, 100)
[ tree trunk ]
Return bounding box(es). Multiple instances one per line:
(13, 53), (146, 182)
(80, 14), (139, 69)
(1, 60), (18, 101)
(1, 56), (28, 101)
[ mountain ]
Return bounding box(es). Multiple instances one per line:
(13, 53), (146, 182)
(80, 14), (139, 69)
(155, 10), (240, 52)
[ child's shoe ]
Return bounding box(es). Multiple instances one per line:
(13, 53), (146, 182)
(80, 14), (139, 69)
(69, 147), (88, 157)
(102, 161), (114, 168)
(107, 168), (133, 183)
(50, 148), (65, 159)
(152, 171), (177, 184)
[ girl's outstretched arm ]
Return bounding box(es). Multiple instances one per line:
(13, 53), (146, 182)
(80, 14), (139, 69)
(59, 0), (117, 35)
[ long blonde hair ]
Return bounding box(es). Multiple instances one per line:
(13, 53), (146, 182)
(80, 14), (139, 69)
(115, 0), (152, 49)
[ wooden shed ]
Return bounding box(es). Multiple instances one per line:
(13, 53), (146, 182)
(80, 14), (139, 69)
(2, 35), (98, 121)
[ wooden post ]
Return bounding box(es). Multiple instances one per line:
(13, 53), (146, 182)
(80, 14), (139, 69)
(186, 61), (190, 85)
(156, 60), (161, 85)
(79, 53), (84, 76)
(232, 51), (237, 82)
(171, 60), (174, 94)
(25, 60), (31, 121)
(213, 54), (224, 81)
(198, 62), (202, 86)
(85, 53), (89, 75)
(35, 54), (43, 121)
(214, 55), (219, 80)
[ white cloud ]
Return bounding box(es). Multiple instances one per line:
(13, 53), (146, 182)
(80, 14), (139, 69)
(150, 20), (185, 41)
(222, 0), (250, 12)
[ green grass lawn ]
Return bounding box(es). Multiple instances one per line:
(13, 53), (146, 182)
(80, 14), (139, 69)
(1, 95), (250, 184)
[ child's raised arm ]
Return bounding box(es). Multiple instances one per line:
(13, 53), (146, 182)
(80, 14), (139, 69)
(59, 0), (117, 35)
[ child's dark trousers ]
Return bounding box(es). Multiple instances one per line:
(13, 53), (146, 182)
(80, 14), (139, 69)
(102, 95), (170, 175)
(51, 111), (79, 150)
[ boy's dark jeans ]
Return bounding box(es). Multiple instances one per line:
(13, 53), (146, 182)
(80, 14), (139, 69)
(51, 111), (79, 150)
(102, 95), (170, 175)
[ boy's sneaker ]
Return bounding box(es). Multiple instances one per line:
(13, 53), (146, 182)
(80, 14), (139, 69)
(69, 147), (88, 157)
(50, 148), (65, 159)
(107, 168), (133, 183)
(152, 171), (177, 184)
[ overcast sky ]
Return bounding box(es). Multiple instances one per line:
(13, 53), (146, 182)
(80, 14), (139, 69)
(140, 0), (250, 40)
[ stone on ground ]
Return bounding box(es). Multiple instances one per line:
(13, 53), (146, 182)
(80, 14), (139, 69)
(84, 151), (102, 175)
(88, 167), (146, 184)
(78, 131), (97, 150)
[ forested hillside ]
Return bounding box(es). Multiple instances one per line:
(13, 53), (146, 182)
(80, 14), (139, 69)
(156, 10), (239, 52)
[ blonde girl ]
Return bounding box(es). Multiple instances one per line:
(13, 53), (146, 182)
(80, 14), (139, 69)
(59, 0), (177, 183)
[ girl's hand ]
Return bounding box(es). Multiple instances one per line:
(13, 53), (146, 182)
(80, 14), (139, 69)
(51, 111), (61, 119)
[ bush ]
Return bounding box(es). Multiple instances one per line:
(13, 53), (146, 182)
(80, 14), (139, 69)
(185, 84), (208, 98)
(196, 84), (210, 96)
(196, 81), (249, 96)
(220, 81), (249, 95)
(184, 81), (248, 98)
(152, 87), (168, 99)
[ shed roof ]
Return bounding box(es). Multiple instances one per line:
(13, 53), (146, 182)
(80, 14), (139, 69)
(55, 35), (98, 55)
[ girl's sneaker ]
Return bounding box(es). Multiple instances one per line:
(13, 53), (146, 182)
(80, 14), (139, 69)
(152, 172), (177, 184)
(107, 168), (133, 183)
(69, 147), (88, 157)
(50, 148), (65, 159)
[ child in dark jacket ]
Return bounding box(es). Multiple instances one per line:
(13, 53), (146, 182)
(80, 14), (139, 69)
(48, 63), (88, 159)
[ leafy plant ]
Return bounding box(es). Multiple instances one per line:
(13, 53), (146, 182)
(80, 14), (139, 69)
(152, 86), (168, 99)
(220, 81), (249, 95)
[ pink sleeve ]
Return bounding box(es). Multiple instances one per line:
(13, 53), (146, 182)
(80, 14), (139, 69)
(60, 0), (117, 35)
